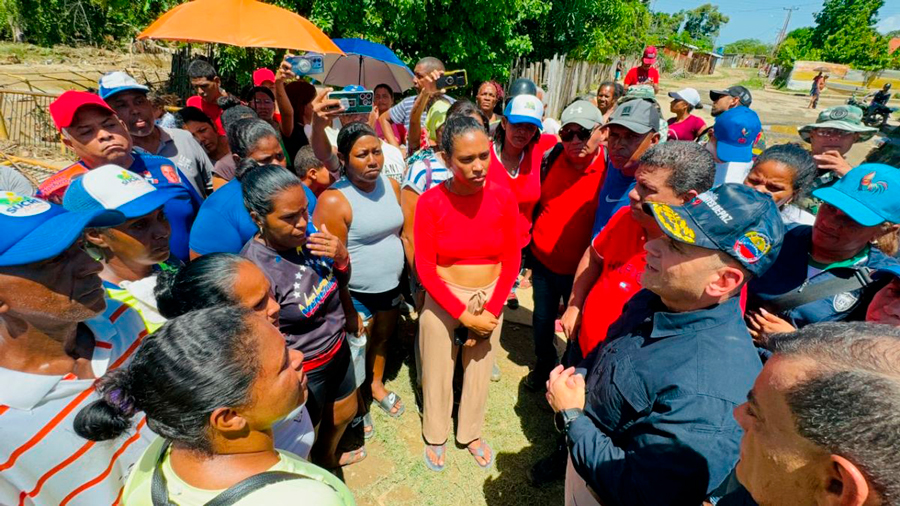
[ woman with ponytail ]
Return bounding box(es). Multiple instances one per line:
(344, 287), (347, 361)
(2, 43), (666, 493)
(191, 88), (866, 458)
(75, 307), (354, 505)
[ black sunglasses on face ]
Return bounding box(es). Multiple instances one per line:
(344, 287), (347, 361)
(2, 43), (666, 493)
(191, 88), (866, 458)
(559, 127), (592, 142)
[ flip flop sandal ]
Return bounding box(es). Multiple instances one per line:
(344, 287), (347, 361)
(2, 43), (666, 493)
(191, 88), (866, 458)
(376, 391), (405, 418)
(362, 412), (375, 440)
(338, 446), (367, 467)
(423, 443), (446, 472)
(467, 439), (494, 469)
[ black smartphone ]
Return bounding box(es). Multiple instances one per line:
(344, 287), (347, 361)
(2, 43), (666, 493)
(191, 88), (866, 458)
(436, 70), (468, 90)
(453, 326), (469, 346)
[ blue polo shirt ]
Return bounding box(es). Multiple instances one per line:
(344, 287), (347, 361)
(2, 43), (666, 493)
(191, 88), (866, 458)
(591, 160), (635, 238)
(748, 225), (899, 328)
(130, 153), (202, 262)
(569, 290), (761, 505)
(190, 179), (317, 256)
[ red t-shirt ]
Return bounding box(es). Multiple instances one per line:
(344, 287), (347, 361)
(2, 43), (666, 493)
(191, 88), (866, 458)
(530, 149), (607, 275)
(186, 95), (225, 135)
(667, 115), (706, 141)
(624, 66), (659, 86)
(488, 134), (558, 249)
(580, 207), (647, 356)
(414, 182), (521, 318)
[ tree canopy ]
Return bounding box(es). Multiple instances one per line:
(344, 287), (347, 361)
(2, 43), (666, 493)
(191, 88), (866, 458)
(723, 39), (772, 56)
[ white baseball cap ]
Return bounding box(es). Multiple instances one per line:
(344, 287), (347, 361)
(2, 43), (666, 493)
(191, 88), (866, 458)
(63, 165), (175, 219)
(98, 71), (149, 100)
(667, 88), (703, 109)
(503, 94), (544, 129)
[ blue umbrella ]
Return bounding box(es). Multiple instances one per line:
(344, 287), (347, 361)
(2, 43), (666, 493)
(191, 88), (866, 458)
(320, 38), (415, 92)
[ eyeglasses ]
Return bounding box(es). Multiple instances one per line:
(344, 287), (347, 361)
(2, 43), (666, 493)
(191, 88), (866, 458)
(811, 128), (852, 138)
(559, 128), (593, 142)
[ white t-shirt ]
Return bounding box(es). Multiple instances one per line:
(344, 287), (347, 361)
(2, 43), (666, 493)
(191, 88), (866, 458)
(713, 161), (754, 186)
(0, 300), (154, 506)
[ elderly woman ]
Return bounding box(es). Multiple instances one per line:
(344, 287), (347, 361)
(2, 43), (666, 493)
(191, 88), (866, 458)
(747, 163), (900, 337)
(743, 143), (818, 225)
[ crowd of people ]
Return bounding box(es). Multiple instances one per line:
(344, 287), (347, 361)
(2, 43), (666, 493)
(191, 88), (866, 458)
(1, 45), (899, 506)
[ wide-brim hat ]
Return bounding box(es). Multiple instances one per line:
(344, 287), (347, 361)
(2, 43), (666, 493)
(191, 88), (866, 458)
(799, 105), (877, 143)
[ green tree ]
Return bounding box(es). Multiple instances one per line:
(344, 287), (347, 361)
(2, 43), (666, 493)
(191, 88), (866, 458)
(682, 4), (729, 45)
(811, 0), (888, 70)
(647, 10), (685, 46)
(723, 38), (771, 55)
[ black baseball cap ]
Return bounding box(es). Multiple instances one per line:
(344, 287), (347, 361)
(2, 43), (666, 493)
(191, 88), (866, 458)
(709, 86), (752, 107)
(644, 183), (784, 277)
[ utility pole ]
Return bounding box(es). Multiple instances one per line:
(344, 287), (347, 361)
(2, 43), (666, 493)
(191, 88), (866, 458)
(773, 7), (800, 54)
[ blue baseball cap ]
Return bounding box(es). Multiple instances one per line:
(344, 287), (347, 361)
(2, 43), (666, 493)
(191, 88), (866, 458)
(0, 192), (123, 267)
(645, 183), (785, 277)
(713, 106), (761, 163)
(503, 94), (544, 129)
(63, 165), (175, 219)
(98, 71), (149, 100)
(812, 163), (900, 227)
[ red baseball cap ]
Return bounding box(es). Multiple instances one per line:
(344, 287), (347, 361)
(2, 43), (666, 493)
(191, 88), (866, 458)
(253, 68), (276, 86)
(49, 90), (115, 131)
(642, 46), (658, 65)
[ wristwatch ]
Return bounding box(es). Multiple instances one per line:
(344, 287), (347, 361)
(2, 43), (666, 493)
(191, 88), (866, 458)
(554, 408), (584, 434)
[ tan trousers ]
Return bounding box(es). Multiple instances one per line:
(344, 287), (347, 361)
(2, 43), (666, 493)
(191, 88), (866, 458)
(419, 279), (501, 445)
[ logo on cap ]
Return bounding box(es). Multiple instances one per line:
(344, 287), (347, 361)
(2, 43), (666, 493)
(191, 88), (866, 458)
(733, 231), (771, 264)
(620, 105), (633, 117)
(0, 192), (51, 217)
(117, 170), (142, 185)
(829, 108), (848, 120)
(652, 203), (696, 244)
(858, 172), (888, 194)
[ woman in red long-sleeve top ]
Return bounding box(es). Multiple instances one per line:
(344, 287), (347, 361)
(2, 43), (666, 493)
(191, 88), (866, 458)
(414, 115), (520, 472)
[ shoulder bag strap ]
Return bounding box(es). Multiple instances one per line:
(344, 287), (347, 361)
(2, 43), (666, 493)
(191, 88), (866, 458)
(762, 267), (873, 314)
(151, 440), (306, 506)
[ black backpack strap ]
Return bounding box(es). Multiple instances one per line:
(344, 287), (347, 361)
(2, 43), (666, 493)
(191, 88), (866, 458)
(151, 440), (306, 506)
(204, 471), (305, 506)
(762, 267), (873, 315)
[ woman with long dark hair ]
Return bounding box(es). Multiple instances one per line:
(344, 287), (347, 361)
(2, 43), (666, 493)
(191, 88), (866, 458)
(74, 307), (354, 505)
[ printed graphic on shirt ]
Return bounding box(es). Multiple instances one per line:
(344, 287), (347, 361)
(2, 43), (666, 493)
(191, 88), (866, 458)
(734, 231), (772, 264)
(651, 203), (696, 243)
(0, 192), (51, 217)
(290, 255), (338, 318)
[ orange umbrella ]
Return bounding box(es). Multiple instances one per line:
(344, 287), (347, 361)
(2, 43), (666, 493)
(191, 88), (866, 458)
(138, 0), (343, 54)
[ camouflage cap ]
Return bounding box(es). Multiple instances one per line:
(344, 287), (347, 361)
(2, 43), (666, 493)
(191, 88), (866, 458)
(799, 105), (878, 143)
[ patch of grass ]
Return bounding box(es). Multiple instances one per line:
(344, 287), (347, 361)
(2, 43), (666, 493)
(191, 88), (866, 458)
(342, 312), (565, 505)
(736, 75), (766, 90)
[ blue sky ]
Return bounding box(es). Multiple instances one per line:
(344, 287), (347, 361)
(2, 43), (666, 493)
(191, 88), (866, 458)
(651, 0), (900, 46)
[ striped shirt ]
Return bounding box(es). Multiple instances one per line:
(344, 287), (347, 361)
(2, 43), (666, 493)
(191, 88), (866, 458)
(0, 300), (154, 506)
(388, 95), (456, 129)
(401, 149), (450, 195)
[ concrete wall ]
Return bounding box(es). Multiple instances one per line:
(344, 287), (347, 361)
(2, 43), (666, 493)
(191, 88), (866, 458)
(787, 60), (900, 93)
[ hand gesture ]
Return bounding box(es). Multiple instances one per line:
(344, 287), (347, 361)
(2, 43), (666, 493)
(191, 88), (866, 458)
(560, 306), (581, 341)
(813, 150), (852, 177)
(311, 87), (344, 125)
(307, 224), (349, 268)
(746, 308), (796, 346)
(545, 365), (586, 412)
(420, 70), (443, 96)
(459, 310), (498, 338)
(276, 54), (297, 82)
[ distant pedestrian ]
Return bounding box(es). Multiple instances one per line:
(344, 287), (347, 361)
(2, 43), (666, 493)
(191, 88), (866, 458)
(808, 72), (827, 109)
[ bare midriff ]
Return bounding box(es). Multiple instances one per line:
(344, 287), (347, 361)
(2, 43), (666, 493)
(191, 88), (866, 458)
(437, 263), (501, 289)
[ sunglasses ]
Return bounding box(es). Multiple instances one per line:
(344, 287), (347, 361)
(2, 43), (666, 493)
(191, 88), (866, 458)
(559, 128), (593, 142)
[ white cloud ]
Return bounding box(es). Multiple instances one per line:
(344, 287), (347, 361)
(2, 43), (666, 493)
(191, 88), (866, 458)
(877, 13), (900, 34)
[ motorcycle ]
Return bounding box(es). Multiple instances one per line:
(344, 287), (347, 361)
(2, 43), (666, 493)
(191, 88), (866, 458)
(848, 93), (898, 129)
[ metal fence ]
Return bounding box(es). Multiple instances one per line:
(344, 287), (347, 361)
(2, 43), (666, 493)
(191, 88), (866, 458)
(0, 90), (62, 151)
